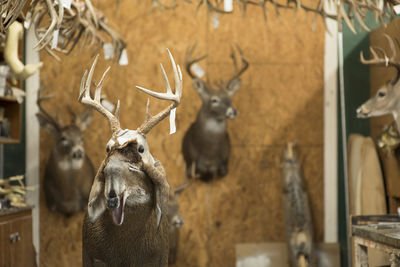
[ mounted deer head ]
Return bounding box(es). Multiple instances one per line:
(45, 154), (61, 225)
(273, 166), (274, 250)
(357, 34), (400, 132)
(82, 51), (182, 266)
(36, 88), (95, 216)
(182, 44), (248, 181)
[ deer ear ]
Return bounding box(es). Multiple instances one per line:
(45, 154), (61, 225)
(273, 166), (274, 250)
(87, 164), (106, 223)
(226, 79), (241, 97)
(192, 79), (209, 100)
(36, 113), (59, 136)
(76, 108), (93, 132)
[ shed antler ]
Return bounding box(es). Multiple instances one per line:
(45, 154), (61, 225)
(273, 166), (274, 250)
(136, 49), (183, 135)
(360, 34), (400, 85)
(79, 55), (121, 135)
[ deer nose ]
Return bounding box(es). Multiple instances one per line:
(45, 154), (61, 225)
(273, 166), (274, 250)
(72, 149), (84, 159)
(107, 190), (119, 210)
(226, 107), (238, 119)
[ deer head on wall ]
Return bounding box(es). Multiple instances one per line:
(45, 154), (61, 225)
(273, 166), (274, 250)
(82, 51), (182, 266)
(357, 34), (400, 132)
(36, 88), (95, 216)
(182, 44), (248, 181)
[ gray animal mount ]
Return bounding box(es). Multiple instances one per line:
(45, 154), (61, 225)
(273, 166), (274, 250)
(281, 143), (316, 267)
(167, 181), (190, 264)
(81, 51), (182, 266)
(36, 88), (95, 216)
(182, 44), (248, 181)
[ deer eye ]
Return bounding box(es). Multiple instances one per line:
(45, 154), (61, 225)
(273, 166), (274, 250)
(106, 145), (111, 153)
(378, 91), (386, 97)
(138, 145), (144, 153)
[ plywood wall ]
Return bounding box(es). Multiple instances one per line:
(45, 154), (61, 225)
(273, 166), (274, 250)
(38, 1), (324, 266)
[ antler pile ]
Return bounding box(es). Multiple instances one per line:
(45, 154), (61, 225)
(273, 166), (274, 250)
(28, 0), (126, 61)
(0, 0), (27, 34)
(147, 0), (399, 33)
(0, 175), (34, 208)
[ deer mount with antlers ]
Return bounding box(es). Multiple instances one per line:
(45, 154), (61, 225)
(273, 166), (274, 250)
(357, 34), (400, 133)
(182, 44), (248, 181)
(36, 88), (95, 216)
(81, 50), (182, 266)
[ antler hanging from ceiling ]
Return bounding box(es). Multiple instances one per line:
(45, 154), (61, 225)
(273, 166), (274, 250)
(141, 0), (399, 33)
(0, 0), (28, 34)
(27, 0), (126, 61)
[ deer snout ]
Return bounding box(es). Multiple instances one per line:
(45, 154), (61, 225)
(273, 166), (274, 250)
(172, 215), (184, 228)
(226, 107), (238, 119)
(106, 189), (119, 210)
(71, 146), (84, 159)
(356, 105), (370, 118)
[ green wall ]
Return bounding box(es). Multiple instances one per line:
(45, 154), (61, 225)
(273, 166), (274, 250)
(339, 13), (381, 266)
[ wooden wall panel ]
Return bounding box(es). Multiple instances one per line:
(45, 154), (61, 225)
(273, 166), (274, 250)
(38, 1), (324, 266)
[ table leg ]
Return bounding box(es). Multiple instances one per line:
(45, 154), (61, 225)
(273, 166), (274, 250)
(355, 243), (368, 267)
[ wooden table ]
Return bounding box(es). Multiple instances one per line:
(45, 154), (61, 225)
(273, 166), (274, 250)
(352, 215), (400, 267)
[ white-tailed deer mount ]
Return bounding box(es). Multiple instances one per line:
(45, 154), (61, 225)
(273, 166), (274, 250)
(167, 181), (190, 264)
(36, 88), (95, 216)
(182, 44), (248, 181)
(357, 35), (400, 132)
(281, 143), (316, 267)
(81, 51), (182, 266)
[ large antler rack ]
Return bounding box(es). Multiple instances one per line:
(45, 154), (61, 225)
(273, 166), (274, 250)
(136, 48), (183, 135)
(79, 50), (182, 138)
(360, 34), (400, 85)
(28, 0), (126, 61)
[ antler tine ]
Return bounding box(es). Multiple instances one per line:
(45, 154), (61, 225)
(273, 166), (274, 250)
(136, 49), (183, 135)
(229, 44), (249, 81)
(78, 55), (121, 135)
(360, 34), (400, 84)
(37, 87), (62, 129)
(185, 43), (207, 79)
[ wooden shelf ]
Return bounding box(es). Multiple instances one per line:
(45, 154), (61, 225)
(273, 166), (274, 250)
(0, 95), (19, 102)
(0, 137), (20, 144)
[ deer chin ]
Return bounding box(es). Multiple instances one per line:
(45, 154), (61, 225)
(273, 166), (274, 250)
(111, 192), (126, 226)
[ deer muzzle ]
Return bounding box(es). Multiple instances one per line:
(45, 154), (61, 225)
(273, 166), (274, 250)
(226, 107), (238, 119)
(356, 105), (370, 118)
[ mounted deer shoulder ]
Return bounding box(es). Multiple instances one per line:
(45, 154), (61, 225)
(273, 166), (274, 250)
(36, 88), (95, 216)
(182, 44), (248, 181)
(81, 51), (182, 266)
(4, 21), (43, 81)
(357, 34), (400, 132)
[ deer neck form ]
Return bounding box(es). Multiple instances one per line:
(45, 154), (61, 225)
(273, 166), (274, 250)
(195, 108), (227, 135)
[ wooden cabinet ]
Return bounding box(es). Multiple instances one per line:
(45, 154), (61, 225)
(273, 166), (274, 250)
(0, 208), (36, 267)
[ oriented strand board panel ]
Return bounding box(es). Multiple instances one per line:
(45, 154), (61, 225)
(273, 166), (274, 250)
(38, 1), (324, 266)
